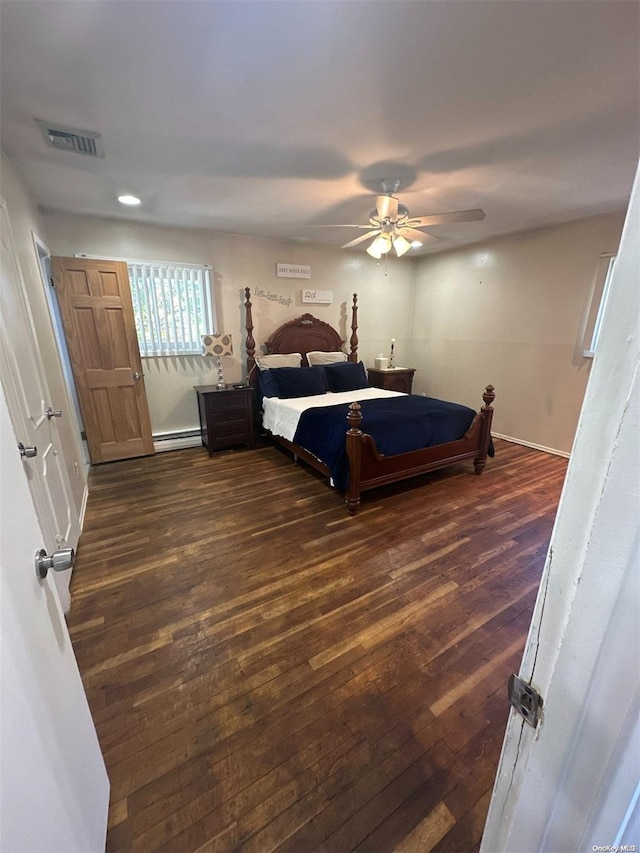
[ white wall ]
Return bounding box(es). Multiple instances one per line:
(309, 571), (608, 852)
(43, 212), (415, 436)
(411, 211), (626, 454)
(39, 203), (626, 454)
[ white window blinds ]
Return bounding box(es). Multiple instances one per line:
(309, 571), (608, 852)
(127, 262), (215, 356)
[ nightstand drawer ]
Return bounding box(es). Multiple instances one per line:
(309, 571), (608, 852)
(210, 418), (250, 438)
(209, 422), (251, 449)
(213, 404), (249, 423)
(209, 395), (249, 414)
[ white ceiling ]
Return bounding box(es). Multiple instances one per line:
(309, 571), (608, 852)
(1, 0), (638, 256)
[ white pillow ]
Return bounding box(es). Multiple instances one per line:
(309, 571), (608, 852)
(255, 353), (302, 370)
(307, 351), (348, 366)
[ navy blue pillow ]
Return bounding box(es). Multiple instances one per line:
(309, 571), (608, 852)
(258, 369), (280, 399)
(271, 366), (329, 399)
(324, 361), (369, 392)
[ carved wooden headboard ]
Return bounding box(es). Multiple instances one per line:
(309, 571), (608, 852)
(244, 289), (359, 379)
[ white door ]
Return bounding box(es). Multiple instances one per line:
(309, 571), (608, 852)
(481, 165), (640, 850)
(0, 198), (78, 612)
(0, 380), (109, 851)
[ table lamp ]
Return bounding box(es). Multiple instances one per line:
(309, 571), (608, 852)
(201, 333), (233, 389)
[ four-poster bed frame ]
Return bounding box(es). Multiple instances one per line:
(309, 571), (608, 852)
(244, 287), (495, 515)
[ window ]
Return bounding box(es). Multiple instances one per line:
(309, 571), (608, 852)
(583, 255), (616, 358)
(127, 261), (216, 356)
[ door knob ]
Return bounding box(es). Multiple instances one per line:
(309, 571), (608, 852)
(35, 547), (75, 579)
(18, 442), (38, 458)
(133, 372), (142, 380)
(45, 407), (62, 419)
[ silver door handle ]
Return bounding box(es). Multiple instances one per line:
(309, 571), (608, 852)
(18, 442), (38, 458)
(45, 407), (62, 419)
(35, 547), (75, 579)
(133, 372), (142, 380)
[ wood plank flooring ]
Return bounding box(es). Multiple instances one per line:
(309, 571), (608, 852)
(67, 439), (567, 852)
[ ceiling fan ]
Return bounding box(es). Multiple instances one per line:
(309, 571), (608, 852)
(331, 179), (486, 258)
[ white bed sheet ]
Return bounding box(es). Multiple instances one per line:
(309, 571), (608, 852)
(262, 388), (404, 442)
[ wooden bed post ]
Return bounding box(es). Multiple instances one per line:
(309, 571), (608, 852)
(473, 384), (496, 474)
(345, 402), (363, 515)
(244, 287), (256, 382)
(349, 293), (359, 362)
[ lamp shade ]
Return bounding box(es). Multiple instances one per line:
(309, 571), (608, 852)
(366, 234), (392, 259)
(365, 231), (416, 259)
(201, 333), (233, 358)
(392, 235), (412, 257)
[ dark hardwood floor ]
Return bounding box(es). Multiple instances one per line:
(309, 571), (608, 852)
(67, 439), (567, 852)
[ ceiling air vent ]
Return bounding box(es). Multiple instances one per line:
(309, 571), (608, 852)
(35, 120), (105, 158)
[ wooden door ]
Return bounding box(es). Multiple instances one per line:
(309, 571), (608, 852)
(0, 200), (78, 611)
(52, 256), (154, 464)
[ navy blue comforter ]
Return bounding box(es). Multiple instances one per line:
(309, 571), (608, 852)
(292, 394), (485, 490)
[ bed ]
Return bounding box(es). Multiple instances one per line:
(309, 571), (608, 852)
(244, 287), (495, 515)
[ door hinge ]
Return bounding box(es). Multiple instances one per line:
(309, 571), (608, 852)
(508, 674), (543, 728)
(49, 276), (56, 288)
(80, 430), (87, 441)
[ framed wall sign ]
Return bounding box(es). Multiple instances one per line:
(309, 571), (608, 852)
(302, 289), (333, 304)
(276, 263), (311, 279)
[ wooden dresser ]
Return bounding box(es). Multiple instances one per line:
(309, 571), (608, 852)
(367, 367), (416, 395)
(195, 385), (254, 454)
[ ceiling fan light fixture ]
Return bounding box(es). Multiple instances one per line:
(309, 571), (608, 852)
(392, 235), (412, 257)
(331, 179), (484, 257)
(366, 234), (391, 259)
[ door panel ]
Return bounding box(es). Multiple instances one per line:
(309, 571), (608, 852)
(52, 256), (154, 464)
(0, 200), (78, 610)
(481, 159), (640, 853)
(0, 381), (109, 851)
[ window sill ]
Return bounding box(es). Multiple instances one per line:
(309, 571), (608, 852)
(141, 352), (202, 358)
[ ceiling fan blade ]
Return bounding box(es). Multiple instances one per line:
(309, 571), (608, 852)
(342, 229), (381, 249)
(312, 223), (372, 228)
(398, 227), (440, 245)
(376, 195), (399, 220)
(407, 208), (486, 228)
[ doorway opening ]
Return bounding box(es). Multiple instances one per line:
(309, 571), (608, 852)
(32, 233), (89, 468)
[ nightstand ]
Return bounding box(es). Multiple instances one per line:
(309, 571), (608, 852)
(195, 385), (254, 455)
(368, 367), (416, 395)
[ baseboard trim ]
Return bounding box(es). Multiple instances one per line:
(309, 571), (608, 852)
(79, 483), (89, 531)
(153, 431), (201, 453)
(152, 429), (570, 459)
(492, 432), (571, 459)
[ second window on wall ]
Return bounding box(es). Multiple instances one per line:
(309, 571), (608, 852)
(583, 255), (616, 358)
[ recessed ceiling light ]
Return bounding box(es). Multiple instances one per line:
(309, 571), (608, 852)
(118, 194), (141, 206)
(410, 240), (423, 248)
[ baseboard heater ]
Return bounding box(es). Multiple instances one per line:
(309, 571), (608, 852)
(153, 428), (201, 453)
